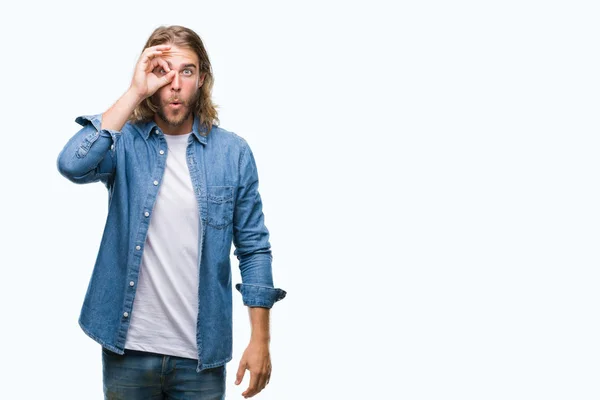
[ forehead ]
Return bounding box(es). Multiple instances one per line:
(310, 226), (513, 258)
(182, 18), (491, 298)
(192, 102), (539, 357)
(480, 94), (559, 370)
(159, 45), (199, 67)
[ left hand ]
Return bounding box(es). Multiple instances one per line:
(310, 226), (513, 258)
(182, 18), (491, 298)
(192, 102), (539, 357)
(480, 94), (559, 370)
(235, 340), (272, 398)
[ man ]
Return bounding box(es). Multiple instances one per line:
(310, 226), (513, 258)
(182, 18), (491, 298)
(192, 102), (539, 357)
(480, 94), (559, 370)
(56, 25), (286, 399)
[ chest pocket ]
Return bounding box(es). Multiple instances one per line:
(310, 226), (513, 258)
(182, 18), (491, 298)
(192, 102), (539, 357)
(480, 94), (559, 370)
(207, 185), (234, 229)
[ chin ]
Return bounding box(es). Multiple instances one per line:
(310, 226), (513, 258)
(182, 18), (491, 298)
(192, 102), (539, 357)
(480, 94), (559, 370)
(160, 109), (190, 127)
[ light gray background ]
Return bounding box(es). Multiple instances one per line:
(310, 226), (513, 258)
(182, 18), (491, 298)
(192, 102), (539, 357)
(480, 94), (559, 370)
(0, 0), (598, 399)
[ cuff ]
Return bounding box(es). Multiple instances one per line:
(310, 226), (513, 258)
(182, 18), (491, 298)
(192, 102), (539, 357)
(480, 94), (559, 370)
(76, 114), (102, 131)
(75, 114), (121, 157)
(235, 283), (287, 309)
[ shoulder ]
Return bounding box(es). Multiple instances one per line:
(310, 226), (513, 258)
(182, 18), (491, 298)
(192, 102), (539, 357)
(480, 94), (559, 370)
(208, 125), (250, 153)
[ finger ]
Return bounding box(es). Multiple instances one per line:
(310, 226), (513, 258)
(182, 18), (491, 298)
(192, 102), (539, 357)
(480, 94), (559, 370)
(148, 57), (170, 74)
(143, 44), (171, 55)
(146, 50), (165, 59)
(235, 362), (246, 385)
(160, 70), (176, 85)
(259, 364), (271, 388)
(242, 371), (260, 398)
(156, 58), (171, 73)
(256, 370), (269, 393)
(138, 45), (171, 65)
(140, 51), (166, 68)
(150, 70), (175, 92)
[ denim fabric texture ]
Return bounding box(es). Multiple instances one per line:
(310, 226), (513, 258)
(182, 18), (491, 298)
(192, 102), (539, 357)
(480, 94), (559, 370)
(102, 347), (226, 399)
(57, 114), (286, 372)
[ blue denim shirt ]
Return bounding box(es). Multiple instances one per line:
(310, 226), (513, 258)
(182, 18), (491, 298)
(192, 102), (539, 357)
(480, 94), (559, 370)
(56, 113), (286, 372)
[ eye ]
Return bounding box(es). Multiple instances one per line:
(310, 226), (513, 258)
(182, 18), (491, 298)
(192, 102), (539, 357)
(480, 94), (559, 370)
(183, 69), (193, 76)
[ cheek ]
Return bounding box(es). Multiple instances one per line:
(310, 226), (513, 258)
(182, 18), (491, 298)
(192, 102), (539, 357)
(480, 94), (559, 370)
(184, 83), (200, 99)
(152, 87), (169, 103)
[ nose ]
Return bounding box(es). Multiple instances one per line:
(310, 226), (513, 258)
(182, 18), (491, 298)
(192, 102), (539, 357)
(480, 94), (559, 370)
(171, 72), (181, 91)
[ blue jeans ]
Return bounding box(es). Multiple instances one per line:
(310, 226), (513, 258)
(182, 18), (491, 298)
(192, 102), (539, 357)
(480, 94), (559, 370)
(102, 347), (226, 399)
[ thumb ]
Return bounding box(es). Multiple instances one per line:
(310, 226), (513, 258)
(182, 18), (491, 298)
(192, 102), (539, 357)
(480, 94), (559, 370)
(235, 361), (247, 385)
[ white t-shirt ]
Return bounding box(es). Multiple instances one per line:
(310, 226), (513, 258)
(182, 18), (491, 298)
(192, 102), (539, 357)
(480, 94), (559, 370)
(124, 132), (200, 360)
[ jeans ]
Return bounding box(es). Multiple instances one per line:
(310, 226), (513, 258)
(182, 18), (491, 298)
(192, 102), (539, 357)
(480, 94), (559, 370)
(102, 347), (226, 399)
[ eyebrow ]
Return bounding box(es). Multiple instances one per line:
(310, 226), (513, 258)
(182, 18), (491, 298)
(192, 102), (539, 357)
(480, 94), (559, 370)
(165, 61), (197, 70)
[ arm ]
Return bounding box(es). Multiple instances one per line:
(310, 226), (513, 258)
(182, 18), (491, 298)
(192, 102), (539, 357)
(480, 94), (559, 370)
(249, 306), (270, 344)
(233, 143), (286, 306)
(233, 142), (286, 398)
(55, 90), (140, 185)
(235, 307), (271, 398)
(56, 113), (119, 185)
(56, 44), (176, 185)
(101, 89), (144, 132)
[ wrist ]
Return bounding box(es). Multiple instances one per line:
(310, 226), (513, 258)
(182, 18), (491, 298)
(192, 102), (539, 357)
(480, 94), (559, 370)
(125, 87), (146, 105)
(250, 334), (270, 344)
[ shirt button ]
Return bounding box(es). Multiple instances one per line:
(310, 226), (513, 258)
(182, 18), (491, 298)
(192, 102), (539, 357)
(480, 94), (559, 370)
(153, 180), (159, 186)
(159, 150), (165, 155)
(144, 211), (150, 217)
(123, 312), (129, 318)
(155, 129), (160, 135)
(129, 281), (135, 287)
(135, 245), (141, 250)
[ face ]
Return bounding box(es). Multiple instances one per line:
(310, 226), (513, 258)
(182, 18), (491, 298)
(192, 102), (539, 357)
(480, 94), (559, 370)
(151, 44), (205, 134)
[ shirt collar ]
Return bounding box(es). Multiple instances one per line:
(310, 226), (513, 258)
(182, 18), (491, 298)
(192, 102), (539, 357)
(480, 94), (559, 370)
(138, 114), (208, 144)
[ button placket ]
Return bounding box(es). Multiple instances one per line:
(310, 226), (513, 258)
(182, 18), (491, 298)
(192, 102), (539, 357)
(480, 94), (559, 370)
(123, 129), (162, 327)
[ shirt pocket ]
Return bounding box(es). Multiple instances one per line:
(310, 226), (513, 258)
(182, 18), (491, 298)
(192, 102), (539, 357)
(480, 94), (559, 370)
(207, 185), (234, 229)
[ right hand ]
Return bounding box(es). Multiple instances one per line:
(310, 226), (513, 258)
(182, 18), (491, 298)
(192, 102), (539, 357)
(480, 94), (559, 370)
(129, 44), (176, 100)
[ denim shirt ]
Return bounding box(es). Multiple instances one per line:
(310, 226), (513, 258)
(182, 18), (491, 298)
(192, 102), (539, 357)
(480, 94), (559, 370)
(56, 113), (286, 372)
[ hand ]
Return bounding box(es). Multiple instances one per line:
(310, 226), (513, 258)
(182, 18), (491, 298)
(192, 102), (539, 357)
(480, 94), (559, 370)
(129, 44), (176, 100)
(235, 341), (272, 398)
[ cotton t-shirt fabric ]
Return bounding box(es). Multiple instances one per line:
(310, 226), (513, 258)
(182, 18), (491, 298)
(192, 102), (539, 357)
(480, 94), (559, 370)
(124, 132), (200, 360)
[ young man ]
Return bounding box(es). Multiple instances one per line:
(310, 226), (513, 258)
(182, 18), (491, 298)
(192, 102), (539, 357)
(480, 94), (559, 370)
(56, 25), (286, 399)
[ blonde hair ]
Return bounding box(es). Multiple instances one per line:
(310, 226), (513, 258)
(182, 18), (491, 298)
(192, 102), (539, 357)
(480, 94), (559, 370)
(130, 25), (219, 134)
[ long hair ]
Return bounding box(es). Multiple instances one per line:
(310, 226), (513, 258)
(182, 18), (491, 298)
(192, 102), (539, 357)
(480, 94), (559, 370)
(130, 25), (219, 134)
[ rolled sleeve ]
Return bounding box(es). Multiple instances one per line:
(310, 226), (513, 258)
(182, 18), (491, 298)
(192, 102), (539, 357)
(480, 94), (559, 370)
(76, 114), (121, 142)
(235, 283), (287, 309)
(74, 114), (121, 158)
(57, 114), (121, 185)
(233, 140), (286, 308)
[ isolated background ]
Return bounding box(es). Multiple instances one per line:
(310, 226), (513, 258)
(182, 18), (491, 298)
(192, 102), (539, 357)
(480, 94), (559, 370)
(1, 0), (598, 399)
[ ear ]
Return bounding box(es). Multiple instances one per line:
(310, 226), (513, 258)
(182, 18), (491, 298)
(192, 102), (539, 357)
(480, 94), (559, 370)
(198, 73), (206, 88)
